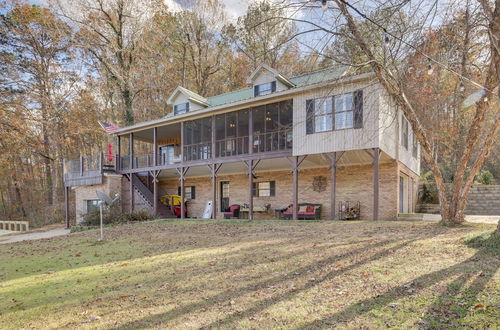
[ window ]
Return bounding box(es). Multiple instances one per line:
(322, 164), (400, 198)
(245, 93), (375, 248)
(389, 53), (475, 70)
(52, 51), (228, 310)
(401, 116), (409, 149)
(174, 102), (189, 115)
(85, 200), (99, 213)
(254, 81), (276, 96)
(178, 186), (196, 200)
(253, 181), (275, 197)
(335, 93), (354, 129)
(306, 90), (363, 134)
(412, 133), (418, 158)
(314, 97), (333, 132)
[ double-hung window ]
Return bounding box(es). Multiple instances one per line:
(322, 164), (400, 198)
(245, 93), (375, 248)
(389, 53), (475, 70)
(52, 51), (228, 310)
(254, 81), (276, 96)
(334, 93), (354, 129)
(253, 181), (276, 197)
(178, 186), (196, 200)
(306, 90), (363, 134)
(412, 132), (418, 157)
(314, 98), (333, 132)
(401, 116), (409, 149)
(174, 102), (189, 115)
(85, 200), (99, 213)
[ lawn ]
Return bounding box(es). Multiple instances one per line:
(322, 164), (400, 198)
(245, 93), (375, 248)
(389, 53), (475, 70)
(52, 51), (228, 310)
(0, 220), (498, 329)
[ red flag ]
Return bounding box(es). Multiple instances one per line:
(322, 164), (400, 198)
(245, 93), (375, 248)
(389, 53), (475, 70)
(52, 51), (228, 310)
(108, 144), (113, 161)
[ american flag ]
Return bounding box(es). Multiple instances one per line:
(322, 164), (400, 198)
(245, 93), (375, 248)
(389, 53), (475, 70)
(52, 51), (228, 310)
(99, 121), (120, 134)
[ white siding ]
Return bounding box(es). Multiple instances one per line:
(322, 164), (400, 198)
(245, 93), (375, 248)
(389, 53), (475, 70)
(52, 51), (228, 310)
(292, 82), (380, 155)
(252, 70), (288, 92)
(172, 93), (204, 112)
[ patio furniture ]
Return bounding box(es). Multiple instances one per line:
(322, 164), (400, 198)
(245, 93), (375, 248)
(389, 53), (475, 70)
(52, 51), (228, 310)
(283, 203), (322, 220)
(338, 201), (360, 220)
(223, 204), (240, 219)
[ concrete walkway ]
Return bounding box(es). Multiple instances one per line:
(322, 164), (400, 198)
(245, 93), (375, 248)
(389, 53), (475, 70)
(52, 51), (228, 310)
(0, 228), (70, 245)
(398, 213), (499, 224)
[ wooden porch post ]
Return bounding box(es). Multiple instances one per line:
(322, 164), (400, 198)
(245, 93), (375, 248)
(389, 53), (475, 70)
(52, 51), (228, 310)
(209, 164), (221, 219)
(129, 133), (134, 169)
(248, 109), (253, 154)
(116, 135), (121, 170)
(64, 185), (70, 228)
(248, 160), (253, 220)
(211, 115), (216, 159)
(330, 152), (337, 220)
(177, 167), (189, 219)
(153, 127), (158, 166)
(373, 148), (380, 220)
(180, 121), (184, 163)
(292, 157), (298, 220)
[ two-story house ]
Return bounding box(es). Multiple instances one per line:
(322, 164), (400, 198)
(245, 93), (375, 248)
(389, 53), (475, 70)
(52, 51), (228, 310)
(63, 64), (420, 225)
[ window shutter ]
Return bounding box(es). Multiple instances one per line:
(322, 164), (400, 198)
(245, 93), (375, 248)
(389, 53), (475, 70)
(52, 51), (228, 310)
(271, 81), (276, 92)
(254, 85), (259, 97)
(174, 104), (178, 115)
(191, 186), (196, 199)
(306, 99), (315, 134)
(186, 102), (190, 113)
(270, 181), (276, 196)
(252, 182), (257, 197)
(178, 186), (181, 196)
(353, 90), (363, 129)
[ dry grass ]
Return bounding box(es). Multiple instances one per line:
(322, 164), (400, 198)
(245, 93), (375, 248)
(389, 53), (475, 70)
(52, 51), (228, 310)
(0, 220), (498, 329)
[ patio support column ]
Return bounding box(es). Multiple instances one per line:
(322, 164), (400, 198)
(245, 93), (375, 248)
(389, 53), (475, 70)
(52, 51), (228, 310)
(330, 152), (337, 220)
(129, 133), (134, 169)
(292, 157), (298, 220)
(248, 160), (254, 220)
(64, 185), (70, 228)
(151, 170), (160, 216)
(325, 151), (344, 220)
(373, 148), (380, 220)
(287, 156), (307, 220)
(153, 127), (158, 166)
(177, 167), (189, 219)
(248, 109), (253, 154)
(180, 121), (184, 163)
(244, 159), (260, 220)
(211, 115), (215, 159)
(209, 164), (221, 219)
(116, 135), (121, 170)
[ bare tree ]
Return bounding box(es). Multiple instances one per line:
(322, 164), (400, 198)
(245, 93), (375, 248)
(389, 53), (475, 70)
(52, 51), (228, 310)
(277, 0), (499, 226)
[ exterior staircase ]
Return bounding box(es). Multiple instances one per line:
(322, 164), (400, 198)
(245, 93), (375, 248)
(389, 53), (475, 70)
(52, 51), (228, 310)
(465, 185), (500, 216)
(131, 173), (175, 218)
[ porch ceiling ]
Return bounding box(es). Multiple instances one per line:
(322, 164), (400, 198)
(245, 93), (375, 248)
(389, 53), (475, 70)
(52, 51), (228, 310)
(130, 124), (181, 143)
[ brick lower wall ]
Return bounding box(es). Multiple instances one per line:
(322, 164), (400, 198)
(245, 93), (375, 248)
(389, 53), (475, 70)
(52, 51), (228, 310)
(158, 161), (405, 220)
(74, 174), (122, 223)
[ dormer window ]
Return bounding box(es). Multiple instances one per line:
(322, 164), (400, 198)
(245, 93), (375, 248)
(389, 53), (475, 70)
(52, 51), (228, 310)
(254, 81), (276, 97)
(174, 102), (189, 115)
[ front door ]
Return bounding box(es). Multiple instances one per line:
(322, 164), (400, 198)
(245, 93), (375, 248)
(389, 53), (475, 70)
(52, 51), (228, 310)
(220, 181), (230, 212)
(160, 144), (175, 165)
(399, 174), (408, 213)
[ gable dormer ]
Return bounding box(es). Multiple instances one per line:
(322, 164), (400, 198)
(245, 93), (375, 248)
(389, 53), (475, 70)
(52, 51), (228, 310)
(167, 86), (209, 115)
(247, 64), (295, 97)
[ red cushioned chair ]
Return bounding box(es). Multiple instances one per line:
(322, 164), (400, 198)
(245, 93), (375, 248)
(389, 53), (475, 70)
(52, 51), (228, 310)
(223, 205), (240, 219)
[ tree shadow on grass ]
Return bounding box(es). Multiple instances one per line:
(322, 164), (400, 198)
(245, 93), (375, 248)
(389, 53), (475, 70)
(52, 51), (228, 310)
(420, 232), (499, 328)
(113, 236), (426, 329)
(297, 231), (499, 329)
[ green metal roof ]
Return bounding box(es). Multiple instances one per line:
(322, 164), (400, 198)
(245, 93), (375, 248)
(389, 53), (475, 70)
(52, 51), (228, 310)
(205, 65), (349, 107)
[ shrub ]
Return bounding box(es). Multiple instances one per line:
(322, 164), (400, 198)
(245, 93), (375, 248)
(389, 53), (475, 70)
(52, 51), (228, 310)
(474, 170), (494, 185)
(82, 203), (156, 226)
